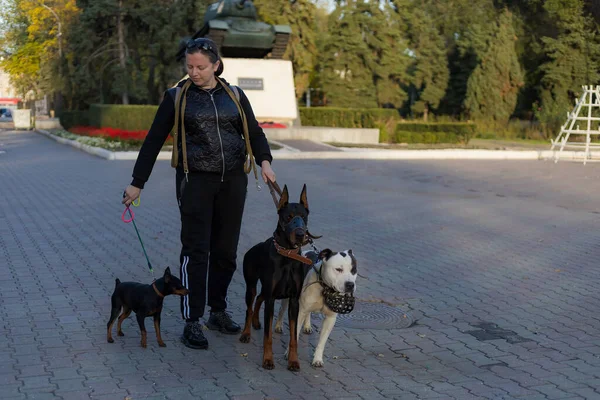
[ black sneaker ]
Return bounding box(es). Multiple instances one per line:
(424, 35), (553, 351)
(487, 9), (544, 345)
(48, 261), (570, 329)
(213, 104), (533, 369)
(181, 321), (208, 349)
(206, 310), (241, 334)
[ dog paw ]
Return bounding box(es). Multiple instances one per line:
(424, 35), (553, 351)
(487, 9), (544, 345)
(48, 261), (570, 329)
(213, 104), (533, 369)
(311, 359), (324, 368)
(303, 325), (313, 335)
(141, 343), (147, 348)
(107, 337), (114, 343)
(252, 321), (261, 330)
(239, 333), (251, 343)
(287, 360), (300, 371)
(158, 341), (166, 348)
(118, 331), (124, 337)
(274, 325), (283, 334)
(262, 359), (275, 370)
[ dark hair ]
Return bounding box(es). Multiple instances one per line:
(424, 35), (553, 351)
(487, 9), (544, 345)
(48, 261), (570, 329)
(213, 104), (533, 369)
(185, 38), (224, 76)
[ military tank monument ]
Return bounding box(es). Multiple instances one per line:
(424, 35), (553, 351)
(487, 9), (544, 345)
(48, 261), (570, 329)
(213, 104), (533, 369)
(176, 0), (298, 126)
(176, 0), (291, 61)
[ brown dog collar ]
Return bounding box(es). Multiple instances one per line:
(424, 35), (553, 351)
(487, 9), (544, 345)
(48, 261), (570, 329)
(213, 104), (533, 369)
(152, 282), (165, 298)
(273, 238), (313, 265)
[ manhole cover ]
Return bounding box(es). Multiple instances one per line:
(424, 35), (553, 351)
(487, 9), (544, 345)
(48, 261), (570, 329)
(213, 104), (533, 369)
(313, 301), (414, 330)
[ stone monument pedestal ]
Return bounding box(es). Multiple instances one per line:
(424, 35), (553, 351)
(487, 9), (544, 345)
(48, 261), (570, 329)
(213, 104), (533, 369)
(220, 57), (297, 126)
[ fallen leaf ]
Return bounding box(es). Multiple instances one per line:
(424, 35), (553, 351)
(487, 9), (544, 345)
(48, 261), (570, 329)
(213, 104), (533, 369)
(378, 353), (384, 357)
(241, 353), (248, 357)
(555, 269), (561, 272)
(333, 356), (338, 359)
(417, 334), (426, 338)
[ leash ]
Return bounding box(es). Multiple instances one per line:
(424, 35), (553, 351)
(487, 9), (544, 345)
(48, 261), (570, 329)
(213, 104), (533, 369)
(267, 179), (283, 209)
(121, 193), (155, 279)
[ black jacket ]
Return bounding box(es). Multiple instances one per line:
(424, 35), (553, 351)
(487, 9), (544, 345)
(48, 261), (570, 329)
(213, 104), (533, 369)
(131, 78), (273, 189)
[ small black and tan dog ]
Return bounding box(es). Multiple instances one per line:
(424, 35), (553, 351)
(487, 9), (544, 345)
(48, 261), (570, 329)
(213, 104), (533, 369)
(106, 267), (189, 348)
(240, 184), (317, 371)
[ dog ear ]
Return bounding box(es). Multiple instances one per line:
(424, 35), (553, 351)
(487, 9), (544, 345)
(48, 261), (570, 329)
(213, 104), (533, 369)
(318, 248), (333, 260)
(164, 267), (172, 283)
(277, 185), (289, 211)
(299, 184), (308, 212)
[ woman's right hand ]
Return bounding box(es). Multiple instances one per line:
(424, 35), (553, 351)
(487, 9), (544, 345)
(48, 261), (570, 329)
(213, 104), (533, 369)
(122, 185), (141, 207)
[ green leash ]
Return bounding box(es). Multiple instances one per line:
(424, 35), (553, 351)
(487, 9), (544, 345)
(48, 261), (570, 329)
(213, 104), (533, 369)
(122, 192), (155, 279)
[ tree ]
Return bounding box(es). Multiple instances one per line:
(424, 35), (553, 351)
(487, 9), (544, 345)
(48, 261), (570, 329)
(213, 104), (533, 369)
(253, 0), (318, 98)
(536, 0), (600, 132)
(0, 0), (79, 107)
(423, 0), (497, 117)
(405, 8), (449, 121)
(375, 2), (411, 109)
(66, 0), (208, 107)
(464, 9), (524, 123)
(320, 0), (410, 108)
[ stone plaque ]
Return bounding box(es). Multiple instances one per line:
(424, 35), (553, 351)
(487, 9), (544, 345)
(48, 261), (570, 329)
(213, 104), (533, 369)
(238, 78), (264, 90)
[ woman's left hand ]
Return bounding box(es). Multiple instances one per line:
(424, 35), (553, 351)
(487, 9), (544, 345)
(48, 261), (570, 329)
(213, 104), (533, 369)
(261, 160), (276, 183)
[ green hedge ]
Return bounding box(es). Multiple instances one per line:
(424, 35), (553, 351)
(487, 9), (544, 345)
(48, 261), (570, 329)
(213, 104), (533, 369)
(59, 110), (90, 130)
(89, 104), (158, 131)
(299, 107), (399, 128)
(394, 131), (461, 144)
(394, 122), (476, 144)
(396, 122), (476, 135)
(59, 105), (158, 131)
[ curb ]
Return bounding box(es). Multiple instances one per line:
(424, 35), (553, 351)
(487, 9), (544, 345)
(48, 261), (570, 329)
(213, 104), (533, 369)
(267, 139), (301, 153)
(35, 129), (600, 161)
(269, 149), (600, 161)
(36, 128), (116, 160)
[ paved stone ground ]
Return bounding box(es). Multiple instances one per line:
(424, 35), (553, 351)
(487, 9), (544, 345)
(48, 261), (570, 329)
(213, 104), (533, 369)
(1, 129), (600, 400)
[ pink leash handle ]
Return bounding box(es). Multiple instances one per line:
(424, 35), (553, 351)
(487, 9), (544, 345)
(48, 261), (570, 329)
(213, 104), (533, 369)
(122, 206), (134, 223)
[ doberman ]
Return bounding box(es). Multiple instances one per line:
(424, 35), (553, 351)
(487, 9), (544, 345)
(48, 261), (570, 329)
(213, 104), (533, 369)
(106, 267), (189, 348)
(239, 184), (316, 371)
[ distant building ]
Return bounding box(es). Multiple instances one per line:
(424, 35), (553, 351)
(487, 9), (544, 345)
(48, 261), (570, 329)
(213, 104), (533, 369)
(0, 67), (20, 108)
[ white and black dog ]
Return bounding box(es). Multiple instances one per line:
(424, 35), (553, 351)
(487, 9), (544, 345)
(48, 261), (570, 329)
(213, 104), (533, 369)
(279, 248), (358, 367)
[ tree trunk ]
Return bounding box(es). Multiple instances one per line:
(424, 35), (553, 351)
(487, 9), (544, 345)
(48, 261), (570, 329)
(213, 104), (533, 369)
(423, 104), (429, 122)
(118, 0), (129, 105)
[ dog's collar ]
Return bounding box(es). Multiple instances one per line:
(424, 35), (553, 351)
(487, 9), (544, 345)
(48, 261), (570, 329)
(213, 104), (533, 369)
(152, 282), (165, 298)
(312, 262), (334, 291)
(273, 237), (313, 265)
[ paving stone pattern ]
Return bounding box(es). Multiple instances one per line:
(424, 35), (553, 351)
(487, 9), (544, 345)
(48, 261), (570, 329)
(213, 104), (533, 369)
(1, 129), (600, 399)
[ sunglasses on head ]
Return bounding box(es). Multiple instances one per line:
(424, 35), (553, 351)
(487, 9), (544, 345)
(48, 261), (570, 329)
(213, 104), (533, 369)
(186, 39), (218, 56)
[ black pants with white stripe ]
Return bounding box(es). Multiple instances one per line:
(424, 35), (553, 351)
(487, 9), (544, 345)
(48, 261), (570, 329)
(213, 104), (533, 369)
(176, 168), (247, 322)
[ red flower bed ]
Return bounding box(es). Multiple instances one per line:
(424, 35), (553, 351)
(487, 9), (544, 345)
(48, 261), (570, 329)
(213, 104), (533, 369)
(70, 126), (149, 141)
(69, 124), (283, 141)
(259, 122), (287, 129)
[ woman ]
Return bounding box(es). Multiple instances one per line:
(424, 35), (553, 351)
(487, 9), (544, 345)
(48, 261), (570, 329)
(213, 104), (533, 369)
(122, 38), (276, 350)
